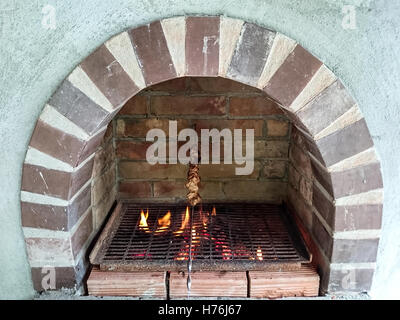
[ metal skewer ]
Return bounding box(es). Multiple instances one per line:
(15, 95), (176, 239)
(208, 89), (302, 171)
(187, 204), (195, 299)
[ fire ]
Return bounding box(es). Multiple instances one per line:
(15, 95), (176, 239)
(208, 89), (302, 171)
(155, 211), (171, 234)
(174, 206), (190, 235)
(139, 209), (151, 233)
(256, 247), (263, 261)
(176, 224), (200, 261)
(139, 209), (149, 227)
(135, 205), (264, 263)
(200, 209), (209, 227)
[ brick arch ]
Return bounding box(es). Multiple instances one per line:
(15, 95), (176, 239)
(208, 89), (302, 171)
(20, 16), (383, 293)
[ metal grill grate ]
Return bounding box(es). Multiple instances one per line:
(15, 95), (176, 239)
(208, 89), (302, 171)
(91, 202), (311, 272)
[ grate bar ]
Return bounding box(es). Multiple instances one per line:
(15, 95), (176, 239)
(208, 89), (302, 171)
(92, 202), (311, 272)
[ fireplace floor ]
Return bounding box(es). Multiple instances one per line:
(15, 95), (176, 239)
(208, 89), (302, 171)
(90, 202), (311, 272)
(87, 202), (319, 298)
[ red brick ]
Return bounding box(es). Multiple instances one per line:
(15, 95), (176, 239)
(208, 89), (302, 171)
(312, 183), (335, 228)
(49, 79), (111, 135)
(187, 77), (260, 93)
(227, 23), (275, 85)
(92, 140), (114, 178)
(263, 160), (287, 178)
(91, 163), (116, 205)
(151, 96), (226, 116)
(223, 181), (286, 202)
(289, 144), (312, 179)
(312, 213), (333, 258)
(255, 141), (289, 158)
(116, 118), (191, 138)
(21, 202), (68, 231)
(198, 181), (224, 199)
(119, 95), (147, 115)
(129, 21), (176, 85)
(103, 123), (113, 143)
(200, 162), (260, 179)
(335, 204), (382, 232)
(116, 141), (152, 160)
(316, 119), (374, 167)
(267, 119), (289, 137)
(288, 164), (301, 190)
(196, 119), (264, 137)
(152, 181), (224, 199)
(71, 210), (93, 258)
(330, 162), (383, 199)
(185, 17), (220, 76)
(287, 185), (313, 230)
(22, 164), (71, 199)
(78, 129), (107, 166)
(299, 176), (313, 205)
(119, 162), (187, 179)
(80, 45), (139, 108)
(310, 160), (333, 196)
(295, 80), (355, 136)
(229, 97), (283, 116)
(119, 181), (152, 199)
(30, 120), (85, 167)
(153, 181), (186, 198)
(263, 45), (322, 107)
(331, 238), (379, 263)
(146, 77), (187, 92)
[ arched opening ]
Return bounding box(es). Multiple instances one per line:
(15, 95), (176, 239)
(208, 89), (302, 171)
(20, 16), (383, 295)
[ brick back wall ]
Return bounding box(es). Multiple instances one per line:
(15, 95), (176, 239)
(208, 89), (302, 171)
(108, 77), (291, 203)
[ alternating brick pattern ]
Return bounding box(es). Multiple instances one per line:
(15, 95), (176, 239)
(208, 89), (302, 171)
(20, 16), (383, 294)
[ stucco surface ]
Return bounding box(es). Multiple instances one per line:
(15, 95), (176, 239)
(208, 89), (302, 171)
(0, 0), (399, 299)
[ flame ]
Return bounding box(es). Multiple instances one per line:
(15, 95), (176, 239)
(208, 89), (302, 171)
(174, 206), (190, 235)
(135, 205), (266, 263)
(155, 211), (171, 234)
(200, 209), (209, 227)
(256, 247), (263, 261)
(139, 209), (151, 233)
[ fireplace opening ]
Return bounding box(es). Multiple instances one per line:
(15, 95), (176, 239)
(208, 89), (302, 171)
(86, 77), (320, 298)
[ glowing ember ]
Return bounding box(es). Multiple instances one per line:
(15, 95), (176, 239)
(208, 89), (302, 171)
(175, 225), (199, 261)
(135, 205), (267, 262)
(256, 247), (263, 261)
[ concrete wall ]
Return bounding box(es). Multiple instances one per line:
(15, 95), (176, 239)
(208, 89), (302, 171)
(0, 0), (399, 299)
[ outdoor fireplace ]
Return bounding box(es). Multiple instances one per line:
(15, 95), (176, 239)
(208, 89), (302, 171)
(20, 16), (383, 298)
